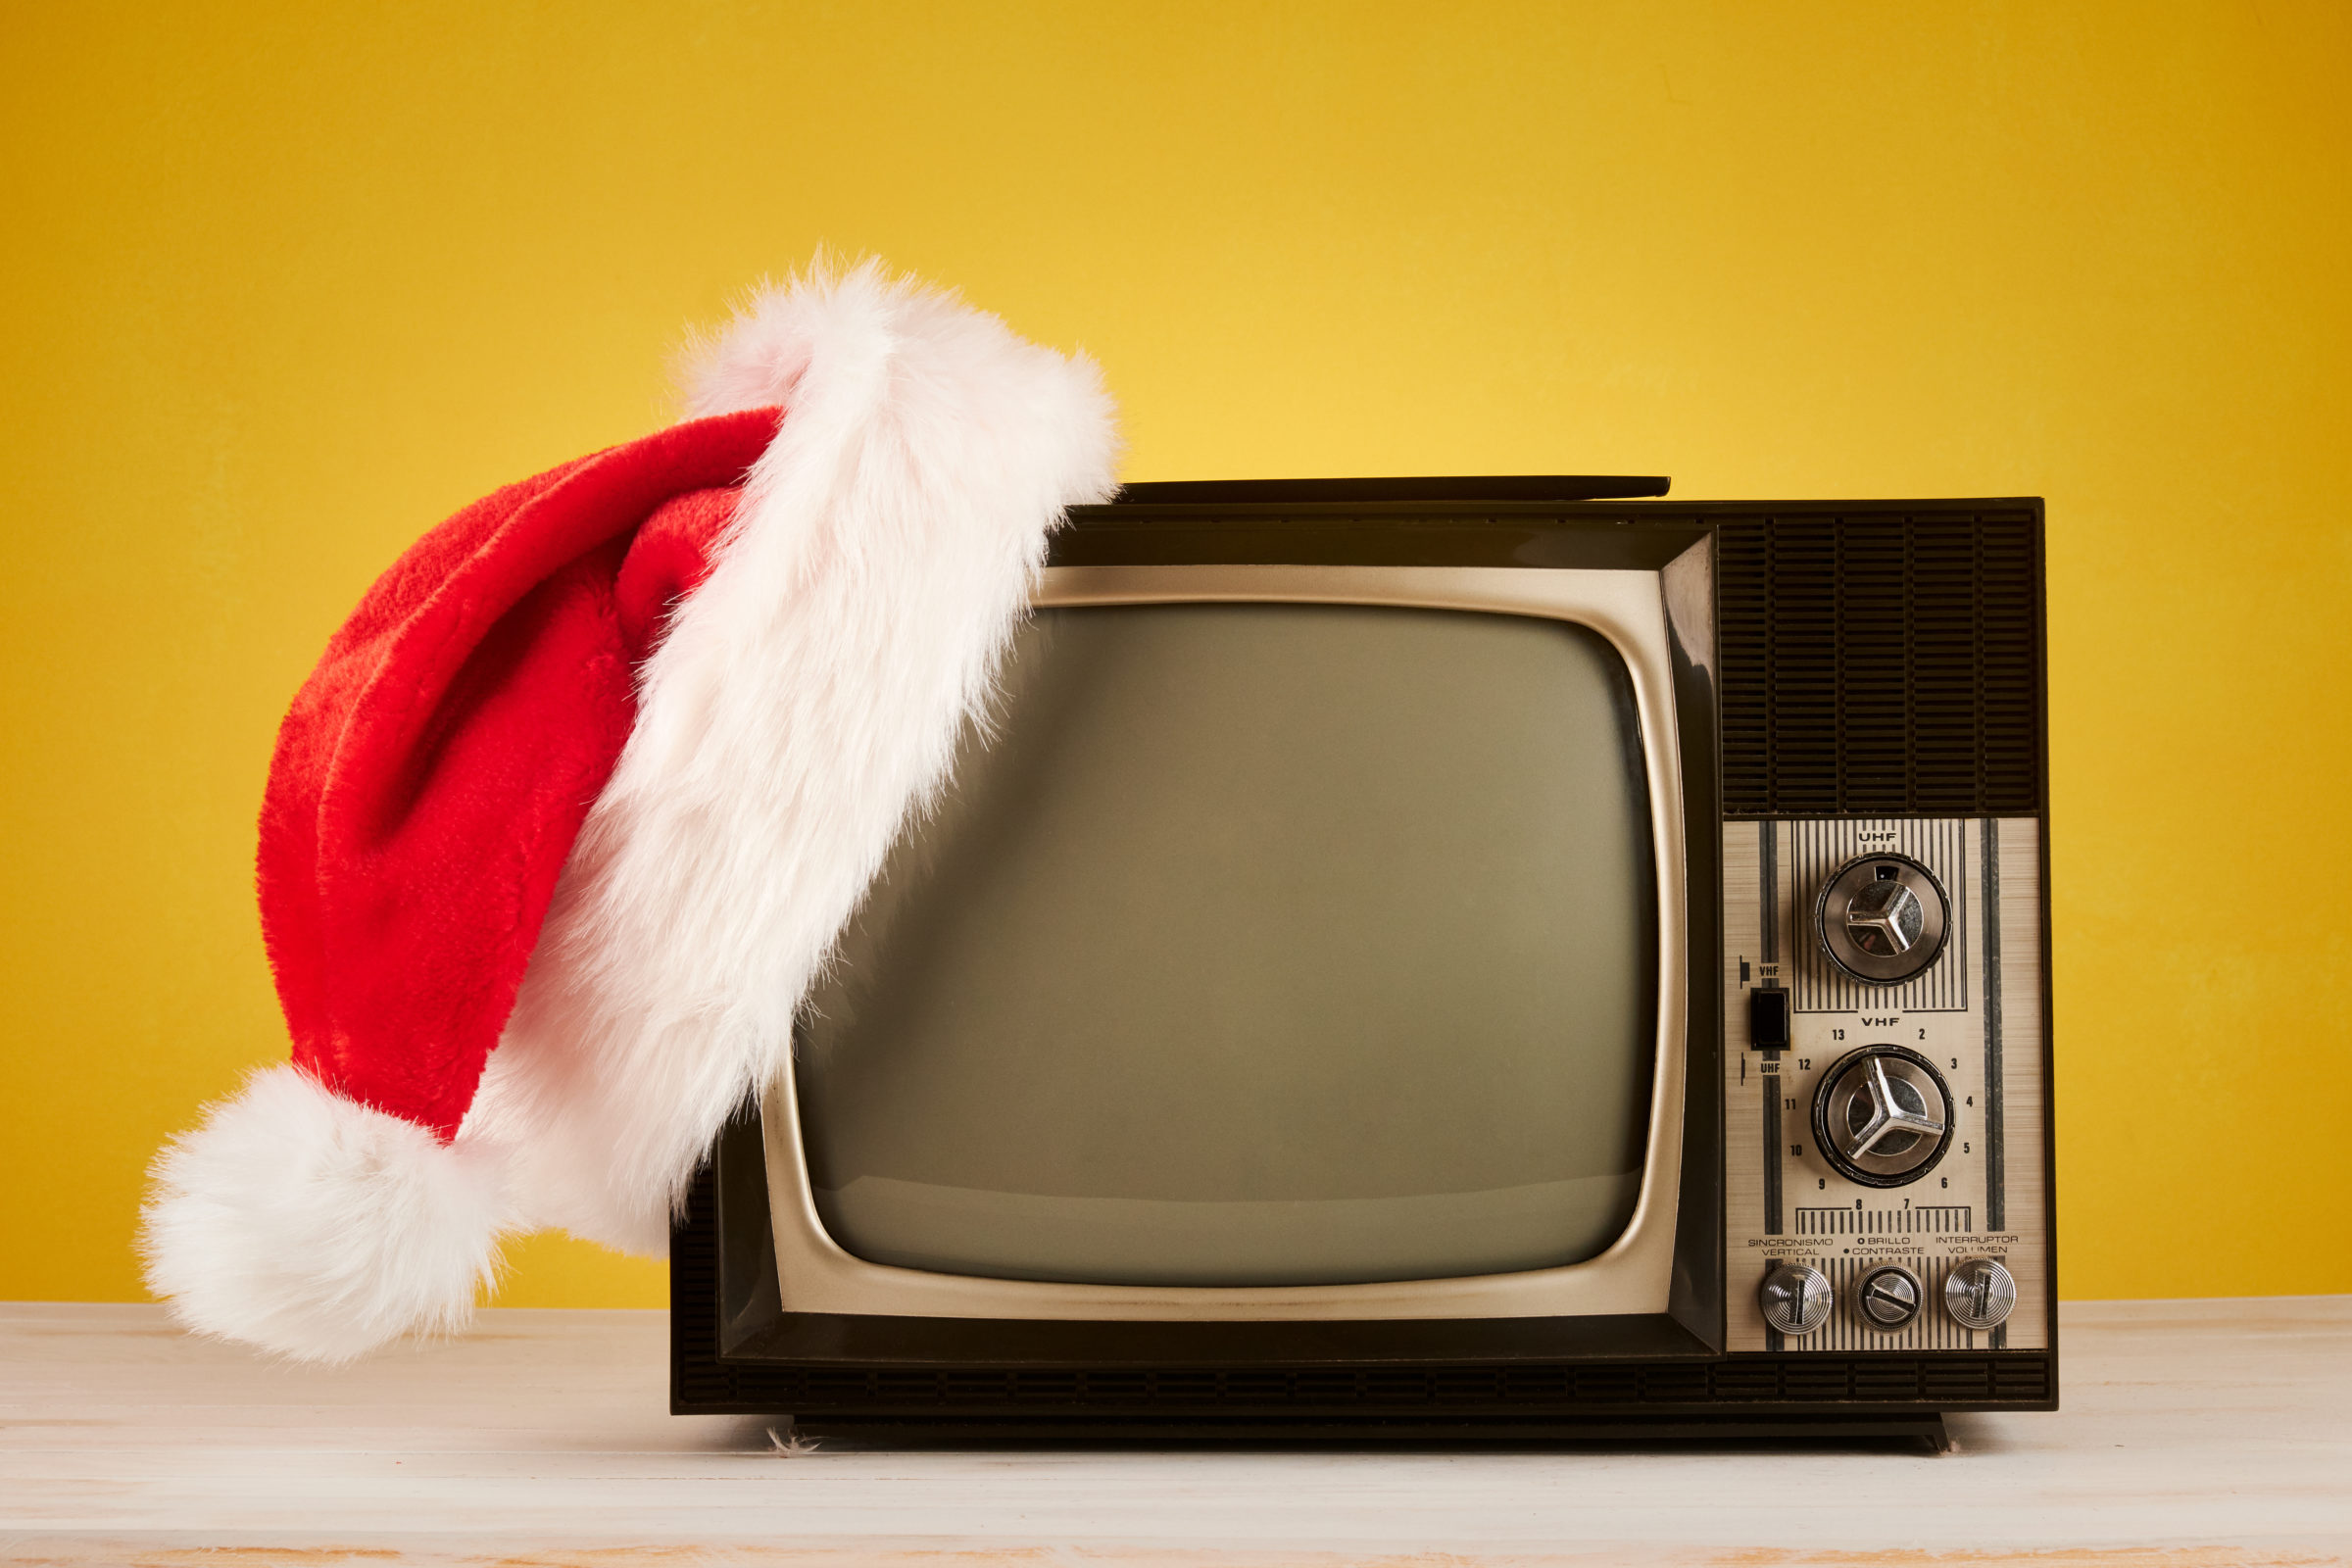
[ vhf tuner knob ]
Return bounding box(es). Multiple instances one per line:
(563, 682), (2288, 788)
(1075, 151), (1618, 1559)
(1812, 1045), (1956, 1187)
(1815, 853), (1951, 985)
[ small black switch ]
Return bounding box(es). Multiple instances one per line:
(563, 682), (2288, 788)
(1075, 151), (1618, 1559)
(1748, 988), (1791, 1052)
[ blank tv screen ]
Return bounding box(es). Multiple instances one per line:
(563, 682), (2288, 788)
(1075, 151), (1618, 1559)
(796, 602), (1658, 1287)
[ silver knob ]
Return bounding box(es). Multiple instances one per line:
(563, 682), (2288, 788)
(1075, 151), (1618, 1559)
(1812, 1046), (1955, 1187)
(1855, 1264), (1922, 1330)
(1846, 877), (1925, 956)
(1815, 854), (1950, 984)
(1944, 1256), (2017, 1331)
(1759, 1262), (1834, 1337)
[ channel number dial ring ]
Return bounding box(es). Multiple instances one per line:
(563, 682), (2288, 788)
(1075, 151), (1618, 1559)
(1815, 853), (1951, 985)
(1811, 1045), (1956, 1188)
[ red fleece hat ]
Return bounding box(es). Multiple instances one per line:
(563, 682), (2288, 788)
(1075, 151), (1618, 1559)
(142, 262), (1121, 1361)
(263, 412), (775, 1139)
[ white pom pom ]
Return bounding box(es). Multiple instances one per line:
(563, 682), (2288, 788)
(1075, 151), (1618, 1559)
(140, 1065), (512, 1362)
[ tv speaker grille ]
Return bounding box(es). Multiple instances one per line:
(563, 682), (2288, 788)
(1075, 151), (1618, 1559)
(1715, 510), (2041, 818)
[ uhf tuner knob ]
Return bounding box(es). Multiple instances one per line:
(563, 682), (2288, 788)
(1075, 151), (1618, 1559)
(1759, 1262), (1833, 1337)
(1944, 1256), (2017, 1331)
(1811, 1045), (1956, 1187)
(1815, 854), (1950, 984)
(1846, 877), (1925, 956)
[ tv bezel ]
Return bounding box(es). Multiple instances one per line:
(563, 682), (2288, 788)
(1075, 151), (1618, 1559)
(762, 563), (1694, 1320)
(705, 505), (1729, 1364)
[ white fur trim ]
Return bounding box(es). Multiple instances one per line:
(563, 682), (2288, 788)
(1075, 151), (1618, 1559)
(140, 1065), (511, 1362)
(466, 259), (1121, 1252)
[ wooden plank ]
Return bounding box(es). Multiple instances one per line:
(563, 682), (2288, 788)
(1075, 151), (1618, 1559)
(2, 1298), (2347, 1564)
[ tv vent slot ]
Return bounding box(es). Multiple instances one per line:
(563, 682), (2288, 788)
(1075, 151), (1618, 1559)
(682, 1348), (2058, 1415)
(1154, 1371), (1221, 1404)
(1924, 1360), (1995, 1402)
(1709, 1363), (1781, 1400)
(805, 1369), (869, 1398)
(1503, 1367), (1572, 1401)
(1852, 1363), (1925, 1399)
(1781, 1362), (1853, 1399)
(1573, 1367), (1641, 1402)
(1293, 1370), (1361, 1401)
(1365, 1369), (1437, 1403)
(1641, 1365), (1710, 1401)
(1435, 1369), (1505, 1403)
(1992, 1359), (2052, 1400)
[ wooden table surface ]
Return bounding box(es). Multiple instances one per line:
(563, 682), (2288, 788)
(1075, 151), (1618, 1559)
(3, 1296), (2347, 1566)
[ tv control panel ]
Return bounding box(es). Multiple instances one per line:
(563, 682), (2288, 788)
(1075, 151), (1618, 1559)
(1721, 818), (2049, 1352)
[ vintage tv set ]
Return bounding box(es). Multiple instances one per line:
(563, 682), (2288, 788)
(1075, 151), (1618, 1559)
(672, 478), (2054, 1444)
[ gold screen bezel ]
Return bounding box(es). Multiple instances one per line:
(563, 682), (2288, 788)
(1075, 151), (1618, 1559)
(760, 563), (1690, 1321)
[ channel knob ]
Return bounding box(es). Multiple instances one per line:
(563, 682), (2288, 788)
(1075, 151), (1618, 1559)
(1944, 1256), (2017, 1331)
(1846, 877), (1925, 956)
(1811, 1045), (1956, 1187)
(1758, 1262), (1834, 1337)
(1816, 854), (1950, 984)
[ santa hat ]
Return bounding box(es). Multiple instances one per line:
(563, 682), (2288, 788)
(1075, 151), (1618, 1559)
(139, 261), (1121, 1361)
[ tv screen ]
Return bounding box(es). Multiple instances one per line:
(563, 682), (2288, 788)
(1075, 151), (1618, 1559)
(796, 602), (1658, 1288)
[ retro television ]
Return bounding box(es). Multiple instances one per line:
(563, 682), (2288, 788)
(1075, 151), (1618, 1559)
(672, 477), (2055, 1444)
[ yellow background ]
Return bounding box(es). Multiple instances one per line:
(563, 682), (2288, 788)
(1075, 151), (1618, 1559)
(3, 2), (2346, 1308)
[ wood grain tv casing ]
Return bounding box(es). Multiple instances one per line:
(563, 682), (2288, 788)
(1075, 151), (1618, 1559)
(670, 478), (2056, 1443)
